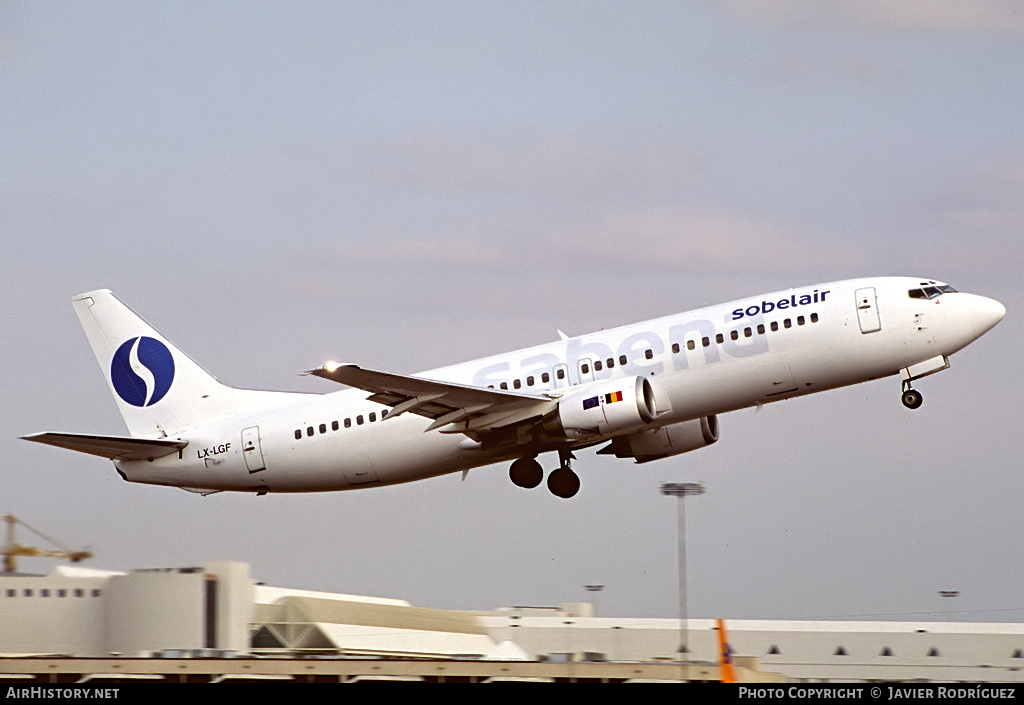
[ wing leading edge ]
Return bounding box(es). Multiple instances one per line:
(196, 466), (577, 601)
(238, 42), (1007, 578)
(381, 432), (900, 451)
(306, 363), (557, 435)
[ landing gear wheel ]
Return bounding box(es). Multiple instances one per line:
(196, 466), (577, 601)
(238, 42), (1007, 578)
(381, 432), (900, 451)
(901, 388), (923, 409)
(547, 467), (580, 499)
(509, 457), (543, 489)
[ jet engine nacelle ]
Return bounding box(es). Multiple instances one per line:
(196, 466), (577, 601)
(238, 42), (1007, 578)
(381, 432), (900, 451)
(553, 376), (656, 439)
(598, 415), (719, 463)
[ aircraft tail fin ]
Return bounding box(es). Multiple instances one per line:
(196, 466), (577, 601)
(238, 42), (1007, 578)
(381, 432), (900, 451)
(716, 618), (737, 683)
(72, 290), (304, 437)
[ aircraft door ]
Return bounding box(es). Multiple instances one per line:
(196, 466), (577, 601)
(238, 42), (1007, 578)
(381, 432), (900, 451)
(576, 358), (595, 385)
(241, 426), (266, 473)
(552, 363), (569, 389)
(855, 287), (881, 334)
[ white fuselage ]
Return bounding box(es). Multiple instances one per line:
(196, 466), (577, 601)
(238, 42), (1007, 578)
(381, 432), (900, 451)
(113, 277), (1004, 493)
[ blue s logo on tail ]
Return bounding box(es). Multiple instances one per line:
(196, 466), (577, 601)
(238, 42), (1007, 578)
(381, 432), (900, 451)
(110, 337), (175, 407)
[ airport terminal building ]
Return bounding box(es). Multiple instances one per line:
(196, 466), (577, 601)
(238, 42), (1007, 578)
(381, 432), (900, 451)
(2, 561), (1022, 682)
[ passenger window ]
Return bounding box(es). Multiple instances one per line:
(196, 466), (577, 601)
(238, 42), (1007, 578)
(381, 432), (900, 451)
(716, 333), (724, 344)
(730, 330), (739, 341)
(356, 415), (364, 425)
(306, 427), (314, 437)
(594, 361), (603, 371)
(771, 321), (779, 332)
(527, 375), (535, 385)
(557, 369), (566, 380)
(369, 412), (376, 422)
(757, 324), (765, 335)
(606, 358), (615, 368)
(672, 343), (680, 354)
(500, 382), (509, 390)
(542, 372), (550, 383)
(797, 316), (805, 326)
(644, 349), (653, 360)
(513, 379), (522, 389)
(381, 410), (388, 418)
(332, 420), (339, 431)
(784, 319), (792, 329)
(319, 423), (326, 434)
(702, 336), (710, 347)
(581, 364), (589, 374)
(344, 418), (352, 428)
(744, 327), (752, 338)
(619, 355), (627, 365)
(810, 313), (819, 323)
(294, 429), (302, 440)
(687, 340), (695, 351)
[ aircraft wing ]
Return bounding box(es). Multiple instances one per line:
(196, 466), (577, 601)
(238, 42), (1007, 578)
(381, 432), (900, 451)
(306, 363), (556, 434)
(21, 432), (187, 461)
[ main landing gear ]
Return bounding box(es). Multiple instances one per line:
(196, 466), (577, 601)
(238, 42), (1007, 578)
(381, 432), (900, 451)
(509, 457), (543, 489)
(901, 380), (923, 409)
(509, 450), (580, 499)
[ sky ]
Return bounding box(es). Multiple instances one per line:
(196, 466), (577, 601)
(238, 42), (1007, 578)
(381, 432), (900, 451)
(2, 1), (1022, 622)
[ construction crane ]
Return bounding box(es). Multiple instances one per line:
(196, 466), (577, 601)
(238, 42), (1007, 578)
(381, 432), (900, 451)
(2, 514), (92, 573)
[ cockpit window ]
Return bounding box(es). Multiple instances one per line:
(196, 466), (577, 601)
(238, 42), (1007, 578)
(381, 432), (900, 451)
(908, 284), (957, 300)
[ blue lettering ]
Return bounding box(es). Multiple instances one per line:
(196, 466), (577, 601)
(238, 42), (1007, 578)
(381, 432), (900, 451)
(729, 288), (826, 321)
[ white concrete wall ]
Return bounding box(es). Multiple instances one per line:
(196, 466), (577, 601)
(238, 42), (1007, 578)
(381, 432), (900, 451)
(0, 572), (109, 654)
(104, 570), (206, 654)
(206, 561), (253, 652)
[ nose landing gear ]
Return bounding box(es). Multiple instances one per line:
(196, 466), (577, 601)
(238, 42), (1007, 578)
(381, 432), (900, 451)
(901, 380), (923, 409)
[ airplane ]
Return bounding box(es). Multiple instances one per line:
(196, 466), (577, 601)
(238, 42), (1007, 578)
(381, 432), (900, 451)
(22, 277), (1005, 499)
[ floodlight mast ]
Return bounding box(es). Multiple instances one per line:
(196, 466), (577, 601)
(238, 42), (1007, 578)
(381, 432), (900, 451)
(660, 482), (705, 661)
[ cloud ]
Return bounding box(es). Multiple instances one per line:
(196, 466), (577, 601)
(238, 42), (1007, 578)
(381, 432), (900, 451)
(320, 201), (848, 280)
(715, 0), (1024, 38)
(928, 155), (1024, 235)
(353, 131), (704, 197)
(313, 131), (866, 280)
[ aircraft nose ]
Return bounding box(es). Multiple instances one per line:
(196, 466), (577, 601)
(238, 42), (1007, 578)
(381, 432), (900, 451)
(969, 295), (1006, 337)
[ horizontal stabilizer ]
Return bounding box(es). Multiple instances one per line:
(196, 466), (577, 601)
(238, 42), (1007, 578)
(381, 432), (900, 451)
(22, 432), (187, 461)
